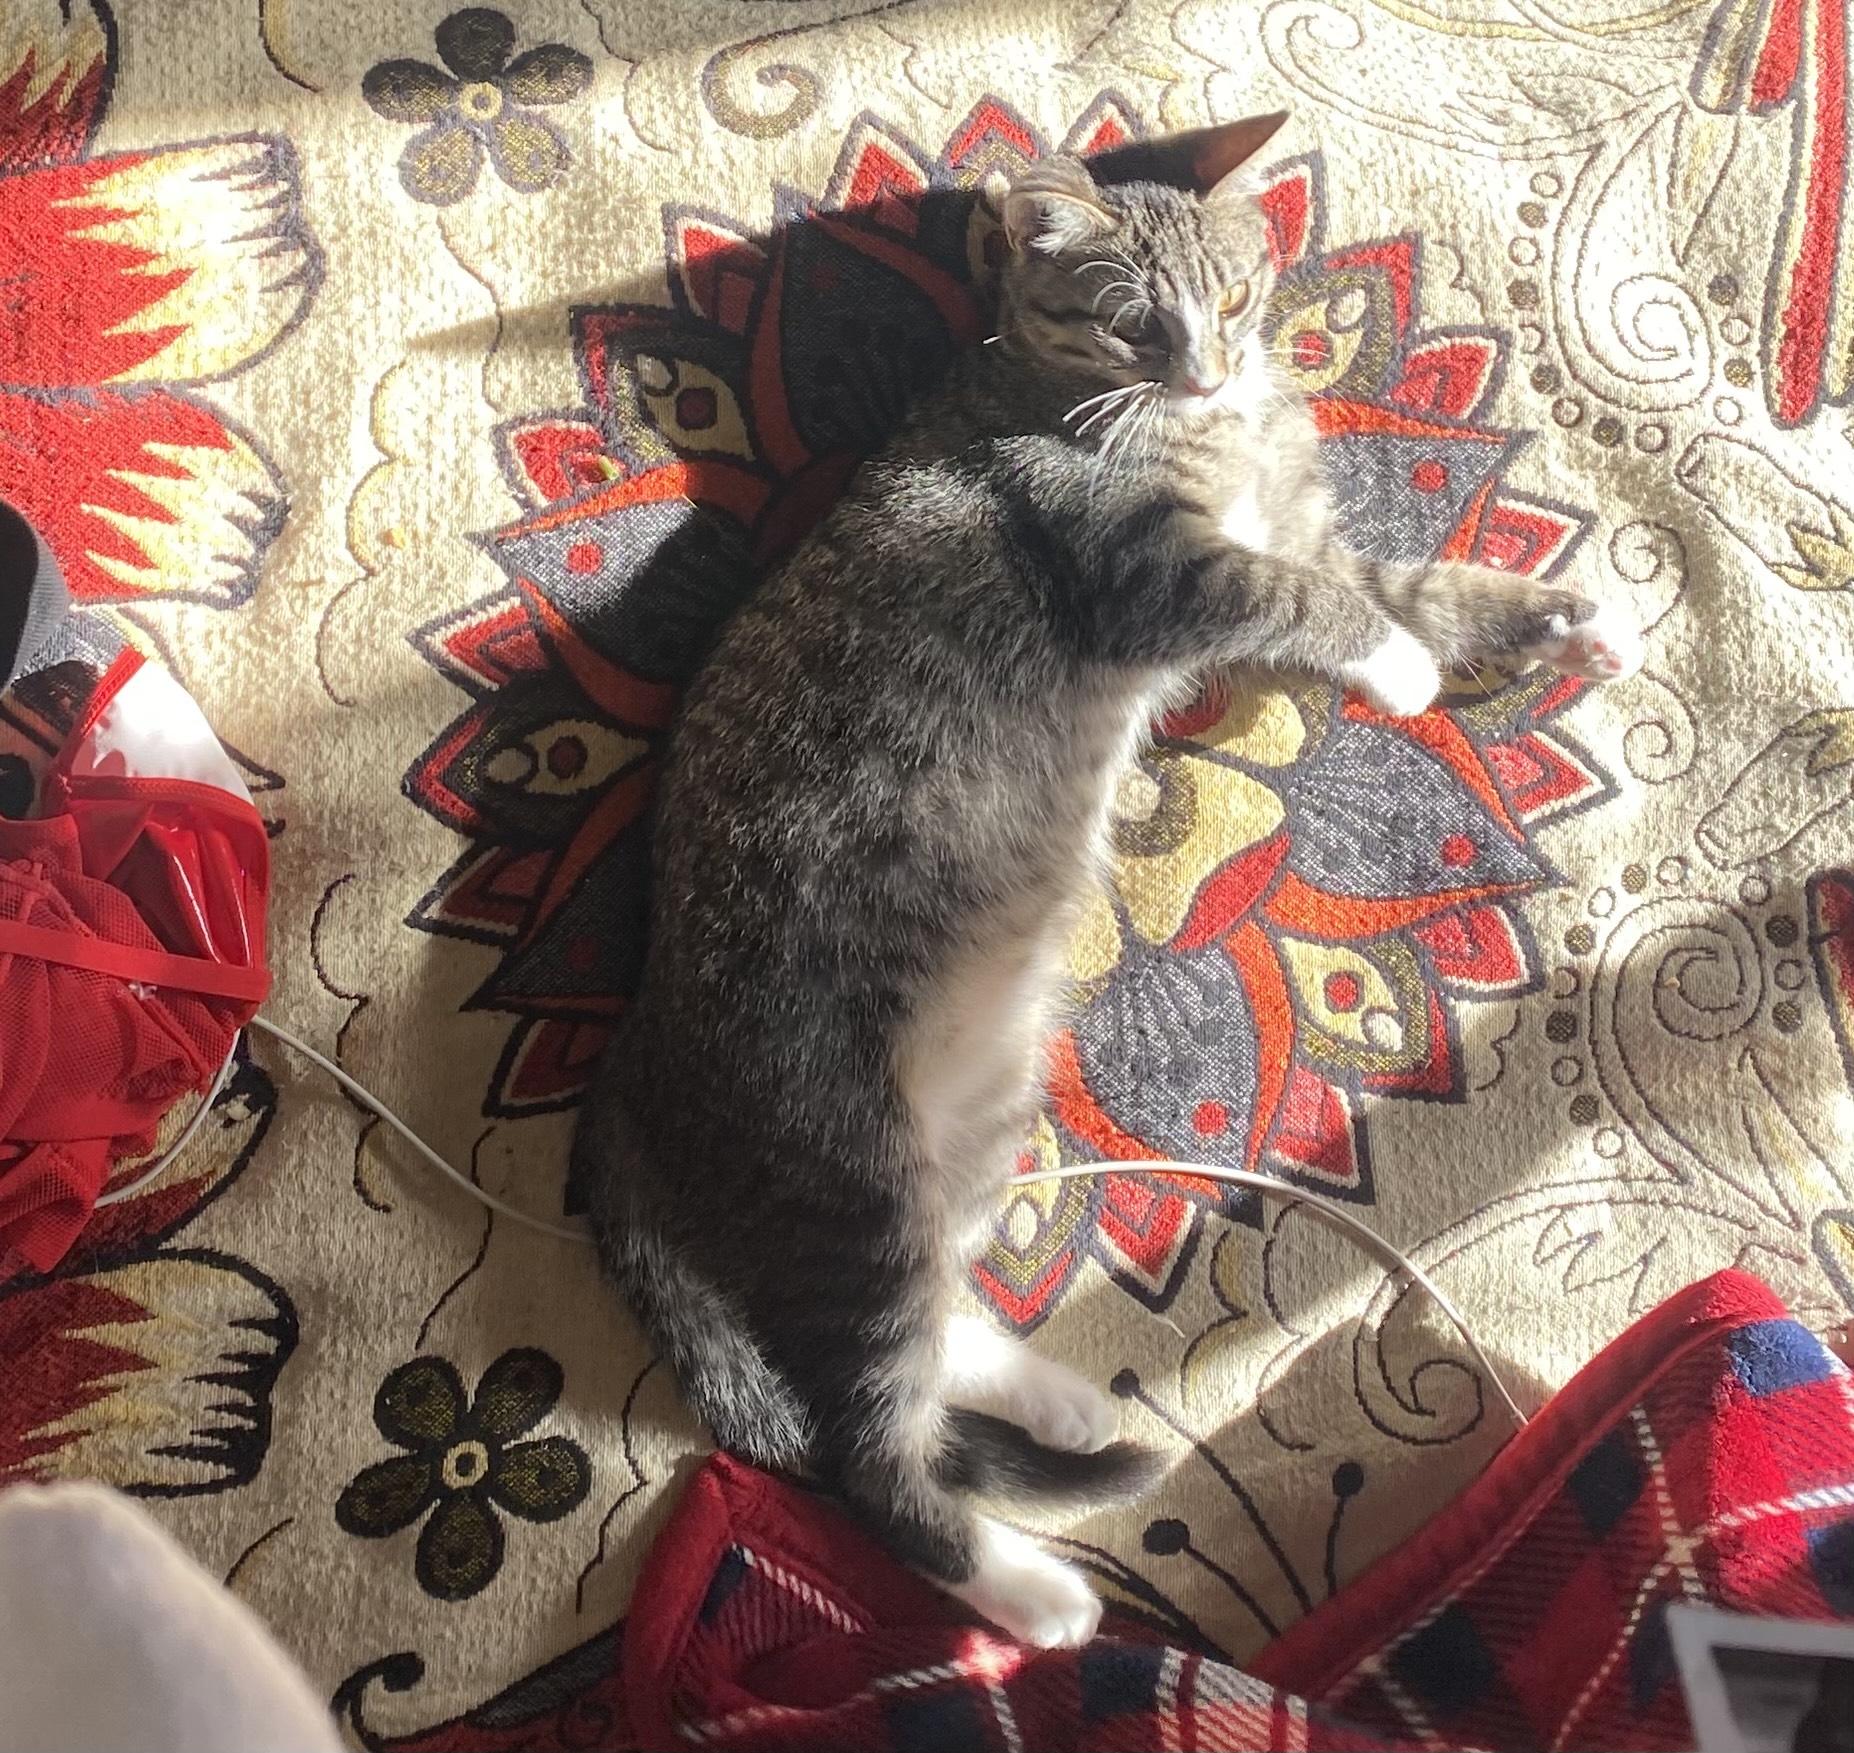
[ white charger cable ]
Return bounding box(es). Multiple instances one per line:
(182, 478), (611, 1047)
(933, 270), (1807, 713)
(93, 1042), (239, 1208)
(120, 1017), (1527, 1428)
(247, 1016), (588, 1242)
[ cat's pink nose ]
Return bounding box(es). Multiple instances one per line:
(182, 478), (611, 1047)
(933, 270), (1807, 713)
(1181, 375), (1222, 397)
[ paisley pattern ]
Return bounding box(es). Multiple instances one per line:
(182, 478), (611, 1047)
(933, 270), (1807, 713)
(3, 0), (1853, 1739)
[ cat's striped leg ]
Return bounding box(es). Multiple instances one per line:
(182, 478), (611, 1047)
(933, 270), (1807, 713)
(1364, 557), (1643, 681)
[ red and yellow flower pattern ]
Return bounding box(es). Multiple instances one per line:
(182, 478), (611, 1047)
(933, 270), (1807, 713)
(0, 0), (320, 610)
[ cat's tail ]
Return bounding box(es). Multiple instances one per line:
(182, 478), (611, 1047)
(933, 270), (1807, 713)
(937, 1408), (1163, 1507)
(820, 1397), (1161, 1645)
(597, 1198), (815, 1472)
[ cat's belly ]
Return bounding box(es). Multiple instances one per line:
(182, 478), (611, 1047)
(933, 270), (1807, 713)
(895, 914), (1069, 1217)
(892, 691), (1156, 1246)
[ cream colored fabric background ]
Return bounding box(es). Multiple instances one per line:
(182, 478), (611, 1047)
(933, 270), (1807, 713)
(4, 0), (1853, 1738)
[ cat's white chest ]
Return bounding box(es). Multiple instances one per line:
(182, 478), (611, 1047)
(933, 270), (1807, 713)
(1215, 428), (1284, 555)
(1218, 485), (1273, 555)
(1208, 376), (1329, 561)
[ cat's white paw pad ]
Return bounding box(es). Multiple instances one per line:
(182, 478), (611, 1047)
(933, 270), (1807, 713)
(1342, 625), (1442, 717)
(1008, 1363), (1117, 1454)
(1528, 604), (1643, 682)
(950, 1524), (1103, 1649)
(998, 1564), (1101, 1649)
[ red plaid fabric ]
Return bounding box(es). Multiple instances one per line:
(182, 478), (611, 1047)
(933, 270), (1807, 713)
(1253, 1268), (1854, 1749)
(377, 1271), (1854, 1752)
(622, 1459), (1401, 1752)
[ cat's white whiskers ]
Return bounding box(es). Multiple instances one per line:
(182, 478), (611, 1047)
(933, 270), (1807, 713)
(1089, 280), (1142, 315)
(1062, 387), (1126, 422)
(1073, 379), (1148, 411)
(1088, 382), (1161, 462)
(1063, 382), (1148, 427)
(1113, 389), (1164, 463)
(1071, 383), (1153, 436)
(1096, 414), (1142, 471)
(1107, 296), (1153, 340)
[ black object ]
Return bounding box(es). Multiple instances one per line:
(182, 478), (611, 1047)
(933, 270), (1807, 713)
(0, 500), (69, 690)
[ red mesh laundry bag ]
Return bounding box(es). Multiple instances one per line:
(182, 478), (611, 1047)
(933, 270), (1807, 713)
(0, 652), (269, 1272)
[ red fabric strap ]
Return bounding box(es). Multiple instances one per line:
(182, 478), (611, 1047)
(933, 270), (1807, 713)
(0, 915), (269, 1003)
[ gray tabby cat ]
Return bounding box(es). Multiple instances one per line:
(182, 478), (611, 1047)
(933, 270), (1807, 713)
(574, 112), (1640, 1648)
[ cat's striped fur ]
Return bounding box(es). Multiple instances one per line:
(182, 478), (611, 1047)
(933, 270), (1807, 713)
(574, 115), (1640, 1648)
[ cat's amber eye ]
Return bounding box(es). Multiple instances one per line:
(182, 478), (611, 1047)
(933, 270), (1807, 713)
(1219, 283), (1251, 320)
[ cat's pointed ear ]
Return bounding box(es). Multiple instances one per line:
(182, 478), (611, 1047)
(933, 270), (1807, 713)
(1197, 112), (1291, 200)
(1086, 111), (1290, 199)
(1000, 157), (1117, 255)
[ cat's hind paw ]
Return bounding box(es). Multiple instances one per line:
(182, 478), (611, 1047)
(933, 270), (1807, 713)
(942, 1317), (1116, 1454)
(1000, 1358), (1117, 1455)
(1526, 602), (1643, 682)
(1341, 625), (1442, 717)
(948, 1521), (1103, 1648)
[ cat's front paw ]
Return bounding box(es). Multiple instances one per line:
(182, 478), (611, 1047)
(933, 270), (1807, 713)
(1526, 602), (1643, 682)
(1342, 625), (1442, 717)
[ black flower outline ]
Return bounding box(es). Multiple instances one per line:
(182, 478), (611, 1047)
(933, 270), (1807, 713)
(335, 1348), (590, 1601)
(362, 8), (592, 206)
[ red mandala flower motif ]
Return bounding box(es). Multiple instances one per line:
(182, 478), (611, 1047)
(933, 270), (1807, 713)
(0, 0), (321, 609)
(998, 660), (1610, 1325)
(984, 157), (1614, 1327)
(406, 93), (1140, 1115)
(404, 98), (1616, 1331)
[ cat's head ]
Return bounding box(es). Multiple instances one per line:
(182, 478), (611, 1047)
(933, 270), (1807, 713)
(991, 112), (1288, 422)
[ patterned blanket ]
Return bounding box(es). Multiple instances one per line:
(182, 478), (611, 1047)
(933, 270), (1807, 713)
(2, 0), (1853, 1735)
